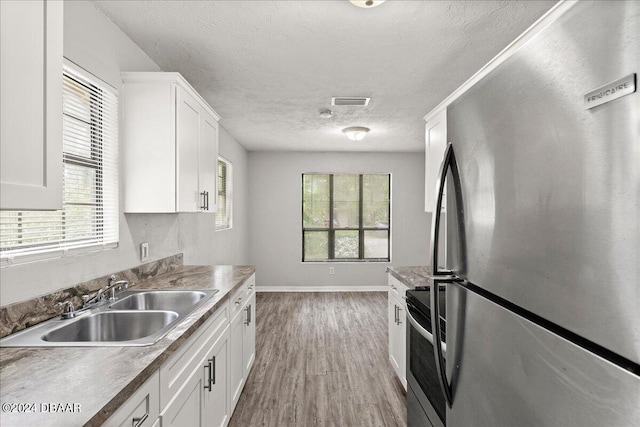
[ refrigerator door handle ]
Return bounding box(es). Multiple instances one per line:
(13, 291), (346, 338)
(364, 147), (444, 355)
(431, 277), (454, 408)
(430, 142), (455, 276)
(429, 141), (465, 409)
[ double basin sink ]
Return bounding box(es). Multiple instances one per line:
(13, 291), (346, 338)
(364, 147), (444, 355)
(0, 289), (219, 347)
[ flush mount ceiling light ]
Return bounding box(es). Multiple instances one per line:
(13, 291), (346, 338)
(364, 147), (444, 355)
(349, 0), (386, 8)
(319, 109), (333, 118)
(342, 126), (370, 141)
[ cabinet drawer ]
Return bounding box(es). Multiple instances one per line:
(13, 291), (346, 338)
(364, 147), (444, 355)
(388, 274), (408, 302)
(244, 274), (256, 298)
(159, 304), (228, 409)
(230, 274), (255, 320)
(104, 371), (159, 427)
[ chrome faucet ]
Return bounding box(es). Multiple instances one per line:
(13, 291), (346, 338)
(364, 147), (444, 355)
(82, 275), (130, 308)
(107, 275), (129, 301)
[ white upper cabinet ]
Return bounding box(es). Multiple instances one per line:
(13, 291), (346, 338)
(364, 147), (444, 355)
(0, 0), (63, 210)
(122, 72), (220, 213)
(424, 109), (447, 213)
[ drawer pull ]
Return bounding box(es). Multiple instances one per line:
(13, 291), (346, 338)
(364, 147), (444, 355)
(244, 305), (252, 326)
(132, 413), (148, 427)
(204, 362), (212, 391)
(209, 356), (216, 386)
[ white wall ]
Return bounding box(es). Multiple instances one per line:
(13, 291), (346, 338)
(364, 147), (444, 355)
(179, 126), (249, 266)
(0, 1), (249, 306)
(248, 152), (430, 289)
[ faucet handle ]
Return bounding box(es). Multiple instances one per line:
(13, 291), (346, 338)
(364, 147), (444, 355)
(57, 300), (76, 319)
(81, 294), (91, 307)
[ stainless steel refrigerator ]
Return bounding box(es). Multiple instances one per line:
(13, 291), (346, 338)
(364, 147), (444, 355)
(426, 1), (640, 425)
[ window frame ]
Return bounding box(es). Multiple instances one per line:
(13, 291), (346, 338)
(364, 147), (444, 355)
(0, 60), (119, 267)
(302, 173), (391, 263)
(215, 155), (233, 231)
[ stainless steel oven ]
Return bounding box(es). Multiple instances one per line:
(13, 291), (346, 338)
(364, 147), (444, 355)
(406, 287), (446, 427)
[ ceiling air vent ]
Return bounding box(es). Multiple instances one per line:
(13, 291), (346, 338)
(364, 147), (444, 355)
(331, 96), (370, 106)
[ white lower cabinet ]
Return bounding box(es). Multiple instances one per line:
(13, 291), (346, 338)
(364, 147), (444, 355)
(388, 274), (408, 390)
(161, 360), (206, 427)
(243, 293), (256, 376)
(104, 371), (160, 427)
(161, 326), (229, 427)
(229, 285), (256, 413)
(204, 331), (230, 427)
(105, 274), (256, 427)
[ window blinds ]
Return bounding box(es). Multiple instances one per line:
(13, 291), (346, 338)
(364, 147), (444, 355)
(0, 62), (119, 264)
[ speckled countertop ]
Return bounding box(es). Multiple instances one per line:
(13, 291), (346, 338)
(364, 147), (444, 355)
(0, 265), (255, 427)
(386, 265), (432, 289)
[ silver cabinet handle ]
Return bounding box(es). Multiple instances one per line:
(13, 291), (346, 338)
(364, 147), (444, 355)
(244, 304), (252, 325)
(132, 413), (148, 427)
(209, 357), (216, 386)
(235, 296), (243, 306)
(204, 362), (212, 391)
(397, 306), (402, 325)
(200, 191), (207, 210)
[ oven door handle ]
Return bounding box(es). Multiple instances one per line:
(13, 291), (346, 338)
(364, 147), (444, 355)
(406, 303), (447, 355)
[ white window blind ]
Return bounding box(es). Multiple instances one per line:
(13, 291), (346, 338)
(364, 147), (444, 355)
(215, 157), (232, 230)
(0, 62), (119, 265)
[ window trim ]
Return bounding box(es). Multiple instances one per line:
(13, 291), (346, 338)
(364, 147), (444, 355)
(215, 155), (232, 231)
(302, 173), (391, 263)
(0, 59), (119, 268)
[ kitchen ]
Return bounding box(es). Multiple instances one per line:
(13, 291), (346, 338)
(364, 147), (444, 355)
(1, 1), (639, 426)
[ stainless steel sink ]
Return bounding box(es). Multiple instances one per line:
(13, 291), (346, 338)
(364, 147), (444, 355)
(42, 311), (179, 343)
(0, 288), (218, 347)
(109, 290), (211, 315)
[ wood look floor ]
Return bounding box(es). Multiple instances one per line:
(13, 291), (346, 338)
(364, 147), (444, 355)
(228, 292), (406, 427)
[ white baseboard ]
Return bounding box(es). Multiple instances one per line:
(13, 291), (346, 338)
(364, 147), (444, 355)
(256, 286), (388, 292)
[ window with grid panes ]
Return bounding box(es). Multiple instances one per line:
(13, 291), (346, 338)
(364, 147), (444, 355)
(0, 63), (118, 265)
(302, 173), (390, 262)
(215, 157), (232, 230)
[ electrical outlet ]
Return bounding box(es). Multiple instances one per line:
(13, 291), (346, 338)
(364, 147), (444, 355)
(329, 267), (335, 275)
(141, 242), (150, 261)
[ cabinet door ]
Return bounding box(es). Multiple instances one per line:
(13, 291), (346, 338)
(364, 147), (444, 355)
(104, 371), (160, 427)
(396, 302), (407, 390)
(388, 295), (400, 373)
(160, 359), (206, 427)
(229, 310), (244, 413)
(243, 293), (256, 376)
(199, 112), (218, 213)
(203, 328), (230, 427)
(424, 109), (447, 213)
(176, 86), (201, 212)
(0, 0), (62, 210)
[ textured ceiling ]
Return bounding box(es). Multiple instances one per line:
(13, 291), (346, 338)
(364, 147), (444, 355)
(94, 0), (557, 152)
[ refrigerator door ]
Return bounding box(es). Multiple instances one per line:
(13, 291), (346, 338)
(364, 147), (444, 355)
(446, 0), (640, 364)
(446, 284), (640, 426)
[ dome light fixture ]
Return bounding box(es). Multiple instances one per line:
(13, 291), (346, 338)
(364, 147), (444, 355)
(319, 109), (333, 118)
(342, 126), (370, 141)
(349, 0), (386, 8)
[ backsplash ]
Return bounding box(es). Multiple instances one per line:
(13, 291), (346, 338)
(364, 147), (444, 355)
(0, 254), (183, 338)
